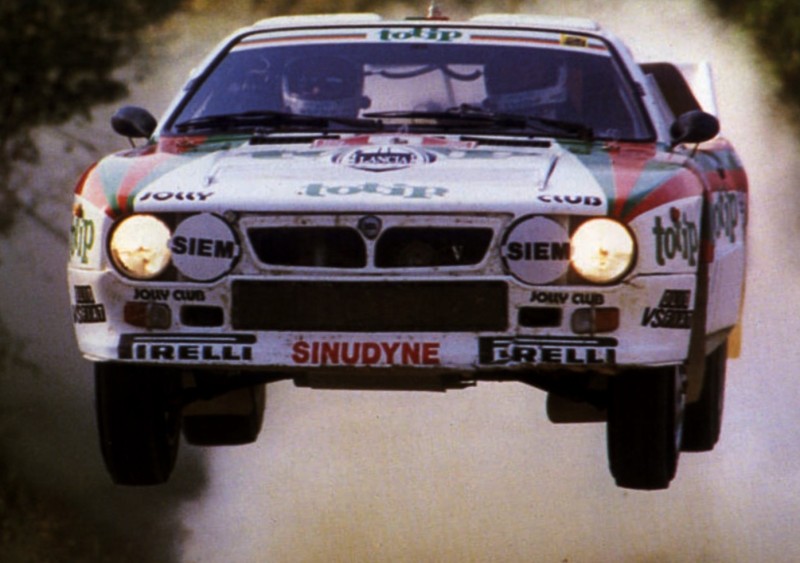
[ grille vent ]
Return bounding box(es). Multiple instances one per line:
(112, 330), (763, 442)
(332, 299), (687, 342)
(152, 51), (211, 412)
(247, 226), (492, 268)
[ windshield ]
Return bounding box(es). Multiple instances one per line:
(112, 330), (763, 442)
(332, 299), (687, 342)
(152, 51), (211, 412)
(168, 26), (652, 140)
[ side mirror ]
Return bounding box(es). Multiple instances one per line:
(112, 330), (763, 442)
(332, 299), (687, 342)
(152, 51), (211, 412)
(670, 110), (719, 146)
(111, 106), (157, 140)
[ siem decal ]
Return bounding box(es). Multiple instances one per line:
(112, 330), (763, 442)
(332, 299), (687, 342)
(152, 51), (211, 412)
(652, 209), (699, 267)
(479, 335), (617, 365)
(119, 334), (255, 361)
(133, 288), (206, 302)
(304, 182), (447, 199)
(72, 285), (106, 324)
(70, 216), (95, 264)
(378, 27), (463, 43)
(502, 216), (571, 284)
(171, 237), (237, 259)
(291, 340), (441, 366)
(169, 214), (240, 281)
(530, 290), (605, 306)
(641, 289), (694, 329)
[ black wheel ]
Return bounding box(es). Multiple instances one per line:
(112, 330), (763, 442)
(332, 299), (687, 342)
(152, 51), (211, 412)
(682, 341), (727, 452)
(183, 384), (265, 446)
(95, 363), (182, 486)
(607, 366), (684, 490)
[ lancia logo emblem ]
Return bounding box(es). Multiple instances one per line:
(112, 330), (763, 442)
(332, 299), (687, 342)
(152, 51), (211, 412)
(357, 215), (382, 240)
(334, 146), (436, 172)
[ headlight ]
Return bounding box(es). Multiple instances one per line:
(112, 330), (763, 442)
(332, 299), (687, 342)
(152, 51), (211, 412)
(109, 214), (172, 279)
(571, 218), (635, 283)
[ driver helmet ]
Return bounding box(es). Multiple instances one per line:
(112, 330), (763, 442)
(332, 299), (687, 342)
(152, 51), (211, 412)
(282, 56), (370, 118)
(484, 52), (569, 117)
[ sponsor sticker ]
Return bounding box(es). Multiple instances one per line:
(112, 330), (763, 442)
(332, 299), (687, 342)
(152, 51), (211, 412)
(70, 216), (95, 264)
(652, 208), (699, 267)
(479, 335), (617, 365)
(291, 340), (441, 366)
(170, 214), (240, 282)
(72, 285), (106, 324)
(711, 191), (740, 243)
(537, 194), (603, 207)
(530, 290), (604, 306)
(119, 334), (255, 361)
(303, 182), (447, 199)
(561, 34), (589, 48)
(641, 289), (694, 329)
(502, 216), (571, 284)
(333, 146), (436, 172)
(133, 288), (206, 302)
(377, 27), (464, 43)
(137, 191), (214, 202)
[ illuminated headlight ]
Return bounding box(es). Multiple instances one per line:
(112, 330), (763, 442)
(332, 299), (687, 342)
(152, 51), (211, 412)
(571, 218), (635, 283)
(109, 214), (172, 279)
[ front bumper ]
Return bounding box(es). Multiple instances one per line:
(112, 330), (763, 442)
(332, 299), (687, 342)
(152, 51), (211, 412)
(70, 266), (697, 373)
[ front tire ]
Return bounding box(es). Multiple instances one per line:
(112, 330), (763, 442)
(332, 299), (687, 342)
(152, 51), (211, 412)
(682, 341), (727, 452)
(95, 363), (182, 486)
(607, 366), (684, 490)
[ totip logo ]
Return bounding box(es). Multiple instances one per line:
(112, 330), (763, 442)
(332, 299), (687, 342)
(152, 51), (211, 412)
(652, 208), (699, 267)
(334, 146), (435, 172)
(70, 215), (95, 264)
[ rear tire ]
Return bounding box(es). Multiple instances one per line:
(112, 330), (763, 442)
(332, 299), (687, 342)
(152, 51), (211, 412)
(95, 363), (182, 486)
(607, 366), (684, 490)
(682, 341), (727, 452)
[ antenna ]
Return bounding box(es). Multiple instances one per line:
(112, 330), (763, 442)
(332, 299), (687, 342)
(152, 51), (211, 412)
(426, 0), (447, 20)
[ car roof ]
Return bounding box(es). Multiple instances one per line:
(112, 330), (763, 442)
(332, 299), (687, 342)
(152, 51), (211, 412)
(250, 12), (602, 34)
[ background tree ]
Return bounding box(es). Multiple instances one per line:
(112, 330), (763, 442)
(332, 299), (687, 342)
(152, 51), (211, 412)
(705, 0), (800, 123)
(1, 3), (192, 561)
(0, 0), (185, 235)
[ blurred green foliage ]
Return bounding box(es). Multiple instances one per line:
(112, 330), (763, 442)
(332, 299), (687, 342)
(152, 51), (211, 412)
(0, 0), (184, 234)
(706, 0), (800, 121)
(0, 0), (184, 145)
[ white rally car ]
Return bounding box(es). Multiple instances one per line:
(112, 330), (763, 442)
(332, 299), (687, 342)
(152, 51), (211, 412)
(69, 10), (747, 489)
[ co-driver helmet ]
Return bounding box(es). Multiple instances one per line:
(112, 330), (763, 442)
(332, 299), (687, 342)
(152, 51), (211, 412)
(484, 52), (569, 117)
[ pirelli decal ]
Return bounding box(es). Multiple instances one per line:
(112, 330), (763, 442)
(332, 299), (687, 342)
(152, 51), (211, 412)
(119, 334), (256, 362)
(479, 335), (618, 366)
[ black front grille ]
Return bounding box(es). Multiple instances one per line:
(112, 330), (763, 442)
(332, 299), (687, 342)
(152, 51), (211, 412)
(247, 225), (493, 269)
(231, 280), (508, 332)
(375, 227), (493, 268)
(248, 227), (366, 268)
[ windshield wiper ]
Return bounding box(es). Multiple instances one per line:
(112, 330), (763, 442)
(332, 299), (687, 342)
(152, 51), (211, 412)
(173, 110), (383, 133)
(364, 106), (511, 124)
(363, 105), (594, 140)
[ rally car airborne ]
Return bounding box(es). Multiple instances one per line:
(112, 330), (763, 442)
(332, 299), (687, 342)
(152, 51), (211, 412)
(68, 9), (747, 490)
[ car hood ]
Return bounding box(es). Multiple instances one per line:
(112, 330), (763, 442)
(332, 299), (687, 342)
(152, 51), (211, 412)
(77, 133), (695, 221)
